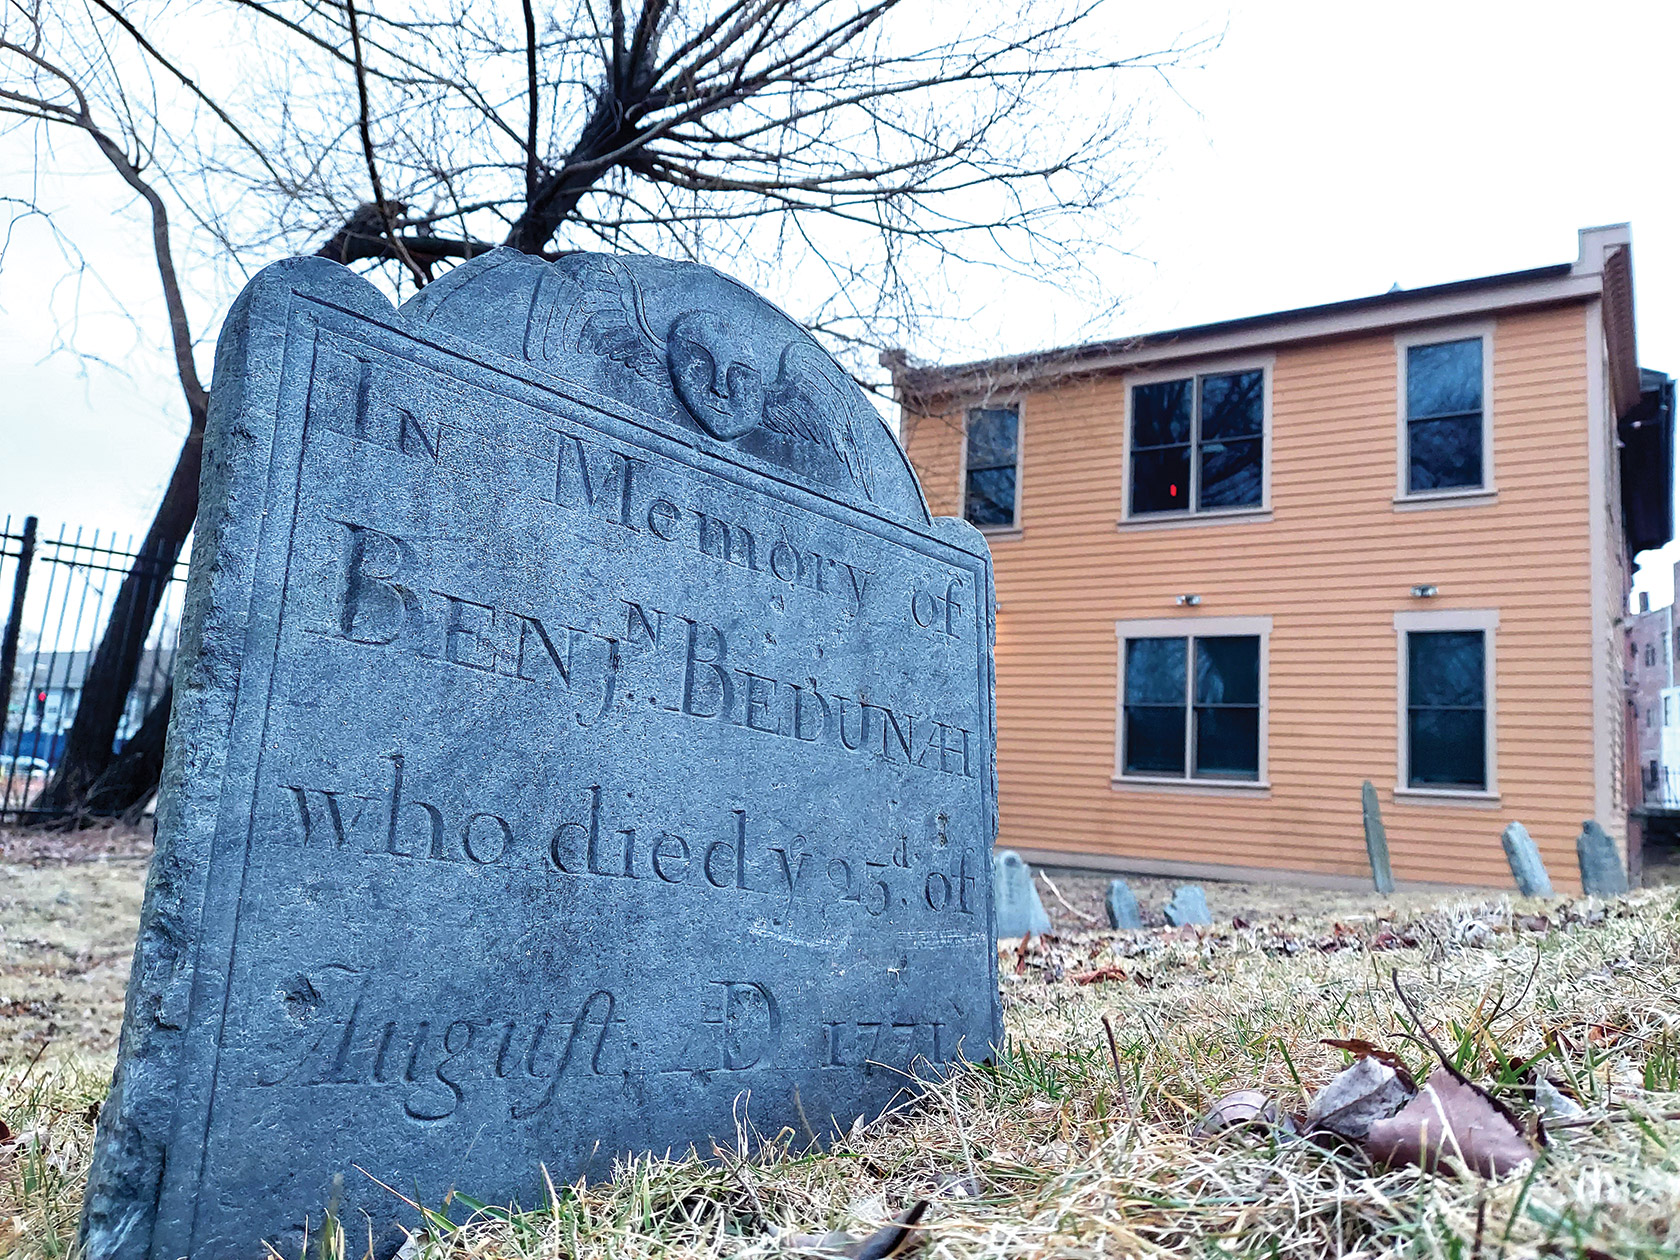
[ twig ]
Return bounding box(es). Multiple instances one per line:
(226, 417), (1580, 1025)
(1039, 870), (1100, 925)
(1392, 970), (1460, 1077)
(521, 0), (540, 202)
(344, 0), (428, 289)
(1101, 1015), (1138, 1121)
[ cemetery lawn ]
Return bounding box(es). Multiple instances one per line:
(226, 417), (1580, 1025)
(4, 838), (1679, 1259)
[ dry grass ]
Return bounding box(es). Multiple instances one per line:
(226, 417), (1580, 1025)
(2, 846), (1678, 1259)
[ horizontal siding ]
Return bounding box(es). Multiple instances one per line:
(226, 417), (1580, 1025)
(904, 303), (1608, 890)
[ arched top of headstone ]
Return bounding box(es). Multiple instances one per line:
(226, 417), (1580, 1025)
(396, 249), (930, 523)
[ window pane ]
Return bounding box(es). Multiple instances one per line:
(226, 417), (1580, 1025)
(1408, 632), (1484, 707)
(1195, 636), (1260, 705)
(1194, 707), (1259, 779)
(1408, 415), (1483, 491)
(964, 467), (1016, 527)
(1407, 339), (1482, 419)
(965, 407), (1017, 470)
(1124, 706), (1187, 775)
(1132, 379), (1192, 447)
(1130, 446), (1191, 514)
(1198, 437), (1263, 509)
(1408, 709), (1486, 789)
(1200, 371), (1264, 440)
(1408, 630), (1487, 789)
(1125, 637), (1187, 705)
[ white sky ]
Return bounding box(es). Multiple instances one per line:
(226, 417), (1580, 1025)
(3, 0), (1678, 600)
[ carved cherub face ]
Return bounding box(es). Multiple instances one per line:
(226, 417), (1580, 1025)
(667, 312), (768, 440)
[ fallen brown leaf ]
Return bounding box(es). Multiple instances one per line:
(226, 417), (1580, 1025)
(1362, 1067), (1538, 1177)
(1322, 1038), (1418, 1085)
(1071, 965), (1129, 985)
(848, 1200), (929, 1260)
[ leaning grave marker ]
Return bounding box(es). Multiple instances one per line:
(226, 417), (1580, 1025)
(80, 251), (1000, 1259)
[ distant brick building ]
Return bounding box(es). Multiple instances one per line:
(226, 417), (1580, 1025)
(1627, 569), (1680, 808)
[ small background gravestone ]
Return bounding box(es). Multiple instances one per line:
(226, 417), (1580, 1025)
(1105, 878), (1143, 929)
(1500, 822), (1553, 897)
(992, 850), (1051, 936)
(1361, 780), (1395, 894)
(1577, 820), (1629, 895)
(1162, 884), (1211, 927)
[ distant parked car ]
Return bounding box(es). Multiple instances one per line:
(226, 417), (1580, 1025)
(0, 755), (50, 777)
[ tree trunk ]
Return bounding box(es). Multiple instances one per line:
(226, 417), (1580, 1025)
(34, 427), (202, 819)
(79, 682), (173, 825)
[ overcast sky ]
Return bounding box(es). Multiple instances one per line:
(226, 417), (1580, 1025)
(3, 0), (1677, 600)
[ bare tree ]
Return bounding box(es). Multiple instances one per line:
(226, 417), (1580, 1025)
(3, 0), (1207, 817)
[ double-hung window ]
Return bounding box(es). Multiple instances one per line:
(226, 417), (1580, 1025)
(963, 405), (1020, 529)
(1127, 368), (1266, 517)
(1399, 330), (1492, 496)
(1396, 610), (1497, 795)
(1116, 617), (1270, 784)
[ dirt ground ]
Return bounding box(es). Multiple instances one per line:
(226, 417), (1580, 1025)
(0, 825), (151, 1061)
(2, 824), (1672, 1059)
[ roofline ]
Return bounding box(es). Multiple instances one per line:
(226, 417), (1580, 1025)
(893, 260), (1598, 402)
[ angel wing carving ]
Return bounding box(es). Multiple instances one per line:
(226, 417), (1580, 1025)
(523, 255), (667, 384)
(761, 340), (878, 503)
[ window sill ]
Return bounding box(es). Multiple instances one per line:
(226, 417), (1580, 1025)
(977, 524), (1024, 541)
(1391, 786), (1502, 808)
(1112, 776), (1271, 798)
(1116, 507), (1272, 533)
(1393, 488), (1498, 512)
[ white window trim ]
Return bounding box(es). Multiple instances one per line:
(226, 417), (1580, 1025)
(1113, 615), (1273, 789)
(958, 398), (1025, 537)
(1119, 354), (1275, 526)
(1393, 608), (1499, 802)
(1394, 323), (1496, 505)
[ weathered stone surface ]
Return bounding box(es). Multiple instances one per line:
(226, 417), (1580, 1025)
(1361, 780), (1395, 895)
(992, 850), (1050, 937)
(1576, 819), (1629, 896)
(1162, 884), (1211, 927)
(1500, 822), (1554, 897)
(79, 251), (1000, 1259)
(1105, 878), (1142, 930)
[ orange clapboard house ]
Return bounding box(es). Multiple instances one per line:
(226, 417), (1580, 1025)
(892, 225), (1674, 890)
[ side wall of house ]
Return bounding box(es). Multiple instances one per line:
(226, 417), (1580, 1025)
(903, 302), (1609, 889)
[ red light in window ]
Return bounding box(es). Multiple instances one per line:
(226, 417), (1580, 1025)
(1169, 483), (1178, 497)
(36, 691), (46, 703)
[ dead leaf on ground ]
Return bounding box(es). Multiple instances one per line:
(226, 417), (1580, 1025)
(1070, 965), (1129, 985)
(784, 1200), (929, 1258)
(1361, 1067), (1538, 1177)
(1195, 1090), (1294, 1140)
(1307, 1055), (1416, 1139)
(1322, 1038), (1417, 1083)
(1012, 934), (1034, 975)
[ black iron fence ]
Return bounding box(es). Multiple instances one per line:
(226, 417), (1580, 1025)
(1, 515), (189, 820)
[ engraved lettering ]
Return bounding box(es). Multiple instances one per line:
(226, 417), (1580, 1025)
(331, 520), (424, 647)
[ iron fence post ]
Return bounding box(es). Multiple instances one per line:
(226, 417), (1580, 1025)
(0, 515), (38, 735)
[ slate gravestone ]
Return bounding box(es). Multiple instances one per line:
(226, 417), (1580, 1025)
(79, 252), (1000, 1259)
(1576, 819), (1629, 895)
(1361, 780), (1395, 895)
(1162, 884), (1211, 927)
(1104, 878), (1142, 930)
(991, 850), (1050, 937)
(1500, 822), (1553, 897)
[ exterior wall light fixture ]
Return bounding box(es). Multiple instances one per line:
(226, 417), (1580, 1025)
(1176, 594), (1201, 607)
(1411, 584), (1439, 598)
